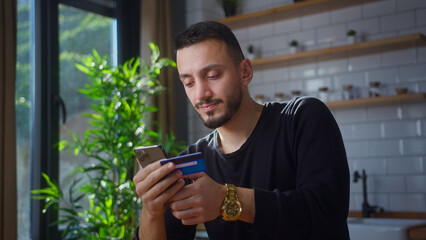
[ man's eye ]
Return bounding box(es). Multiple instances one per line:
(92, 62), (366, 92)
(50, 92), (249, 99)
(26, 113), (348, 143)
(184, 82), (194, 87)
(207, 74), (219, 79)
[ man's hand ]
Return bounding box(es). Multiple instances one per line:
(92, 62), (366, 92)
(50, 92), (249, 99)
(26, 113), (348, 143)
(133, 161), (187, 240)
(133, 161), (186, 217)
(168, 173), (227, 225)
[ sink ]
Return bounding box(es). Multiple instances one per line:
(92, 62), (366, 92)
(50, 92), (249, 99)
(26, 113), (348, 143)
(348, 217), (426, 240)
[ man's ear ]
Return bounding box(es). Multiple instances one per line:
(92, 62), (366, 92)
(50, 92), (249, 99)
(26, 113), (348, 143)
(240, 59), (253, 86)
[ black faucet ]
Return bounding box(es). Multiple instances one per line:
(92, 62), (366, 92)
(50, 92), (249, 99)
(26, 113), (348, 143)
(353, 169), (384, 217)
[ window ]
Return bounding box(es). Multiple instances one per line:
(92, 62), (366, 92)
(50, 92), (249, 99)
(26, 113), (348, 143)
(16, 0), (32, 239)
(58, 4), (117, 223)
(15, 0), (139, 238)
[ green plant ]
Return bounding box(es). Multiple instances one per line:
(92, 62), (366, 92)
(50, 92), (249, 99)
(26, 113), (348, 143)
(347, 29), (356, 36)
(290, 40), (298, 47)
(32, 43), (185, 239)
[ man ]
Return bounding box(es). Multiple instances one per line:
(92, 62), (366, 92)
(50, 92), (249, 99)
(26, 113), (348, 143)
(133, 21), (350, 240)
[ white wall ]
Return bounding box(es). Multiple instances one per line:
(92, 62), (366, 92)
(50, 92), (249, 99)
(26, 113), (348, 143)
(184, 0), (426, 212)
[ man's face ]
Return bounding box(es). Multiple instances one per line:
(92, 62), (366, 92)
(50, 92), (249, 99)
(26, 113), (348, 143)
(177, 39), (243, 129)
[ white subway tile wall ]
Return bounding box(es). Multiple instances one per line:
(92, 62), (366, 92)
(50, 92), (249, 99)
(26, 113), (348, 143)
(362, 0), (395, 18)
(316, 24), (346, 45)
(273, 18), (301, 35)
(380, 12), (416, 32)
(185, 0), (426, 212)
(348, 54), (382, 71)
(331, 6), (362, 24)
(302, 12), (330, 30)
(370, 175), (406, 193)
(396, 0), (426, 12)
(389, 194), (426, 211)
(387, 157), (423, 174)
(381, 48), (417, 67)
(418, 8), (426, 26)
(407, 175), (426, 192)
(400, 63), (426, 82)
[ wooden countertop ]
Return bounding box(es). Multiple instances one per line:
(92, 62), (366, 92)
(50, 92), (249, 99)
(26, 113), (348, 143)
(197, 211), (426, 239)
(409, 226), (426, 239)
(349, 211), (426, 240)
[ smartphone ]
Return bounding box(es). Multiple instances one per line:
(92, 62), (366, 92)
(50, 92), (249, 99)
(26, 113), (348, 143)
(134, 145), (167, 168)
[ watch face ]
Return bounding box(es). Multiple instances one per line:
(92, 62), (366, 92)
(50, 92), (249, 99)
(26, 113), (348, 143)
(225, 200), (242, 218)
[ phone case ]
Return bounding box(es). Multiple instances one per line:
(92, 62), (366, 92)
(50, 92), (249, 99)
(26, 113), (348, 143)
(134, 145), (167, 167)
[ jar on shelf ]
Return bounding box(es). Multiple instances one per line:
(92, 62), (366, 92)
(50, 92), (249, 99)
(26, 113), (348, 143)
(395, 87), (408, 95)
(318, 87), (329, 102)
(274, 92), (285, 102)
(254, 94), (266, 104)
(368, 81), (381, 97)
(291, 90), (302, 98)
(342, 84), (354, 100)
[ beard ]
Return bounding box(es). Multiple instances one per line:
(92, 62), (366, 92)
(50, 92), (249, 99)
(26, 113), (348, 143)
(195, 87), (243, 129)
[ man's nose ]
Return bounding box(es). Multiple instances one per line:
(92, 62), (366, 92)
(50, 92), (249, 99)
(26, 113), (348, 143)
(195, 80), (212, 101)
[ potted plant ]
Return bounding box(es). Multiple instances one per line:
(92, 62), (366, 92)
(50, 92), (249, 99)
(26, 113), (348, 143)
(246, 44), (255, 60)
(347, 29), (357, 44)
(289, 40), (299, 54)
(218, 0), (238, 17)
(32, 43), (185, 239)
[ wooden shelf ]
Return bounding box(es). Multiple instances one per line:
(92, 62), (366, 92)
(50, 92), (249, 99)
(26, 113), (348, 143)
(349, 210), (426, 219)
(217, 0), (381, 29)
(325, 93), (426, 109)
(409, 226), (426, 240)
(251, 33), (426, 69)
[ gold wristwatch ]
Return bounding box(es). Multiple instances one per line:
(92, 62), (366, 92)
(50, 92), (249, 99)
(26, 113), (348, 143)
(221, 183), (242, 221)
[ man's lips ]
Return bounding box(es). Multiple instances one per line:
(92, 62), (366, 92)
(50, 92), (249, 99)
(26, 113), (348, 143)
(198, 103), (216, 112)
(195, 98), (223, 112)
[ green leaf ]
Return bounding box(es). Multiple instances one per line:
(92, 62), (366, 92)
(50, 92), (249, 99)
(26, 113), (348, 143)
(58, 140), (69, 151)
(74, 147), (80, 156)
(92, 49), (101, 62)
(68, 166), (85, 176)
(144, 106), (158, 112)
(75, 63), (92, 75)
(121, 99), (131, 119)
(149, 42), (160, 63)
(41, 172), (58, 190)
(146, 130), (159, 138)
(81, 113), (102, 120)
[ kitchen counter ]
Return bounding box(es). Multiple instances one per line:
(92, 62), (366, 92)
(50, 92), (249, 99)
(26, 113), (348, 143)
(348, 211), (426, 240)
(409, 226), (426, 239)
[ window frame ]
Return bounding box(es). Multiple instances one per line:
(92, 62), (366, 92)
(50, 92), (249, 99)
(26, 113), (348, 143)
(29, 0), (140, 239)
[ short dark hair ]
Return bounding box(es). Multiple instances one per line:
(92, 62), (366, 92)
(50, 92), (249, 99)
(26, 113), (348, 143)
(173, 21), (245, 65)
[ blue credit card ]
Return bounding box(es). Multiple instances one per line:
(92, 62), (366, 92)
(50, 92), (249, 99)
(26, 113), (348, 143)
(160, 152), (206, 176)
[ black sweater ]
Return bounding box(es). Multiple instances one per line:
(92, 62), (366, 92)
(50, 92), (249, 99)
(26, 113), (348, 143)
(143, 97), (350, 240)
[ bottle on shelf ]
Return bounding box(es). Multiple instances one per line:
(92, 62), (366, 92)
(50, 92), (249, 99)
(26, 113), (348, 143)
(318, 87), (329, 102)
(395, 87), (408, 95)
(342, 84), (354, 100)
(274, 92), (286, 102)
(255, 94), (266, 104)
(291, 90), (302, 99)
(368, 81), (381, 97)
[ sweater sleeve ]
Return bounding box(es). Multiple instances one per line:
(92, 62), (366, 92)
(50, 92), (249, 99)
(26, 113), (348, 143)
(164, 207), (196, 240)
(131, 209), (196, 240)
(253, 97), (350, 240)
